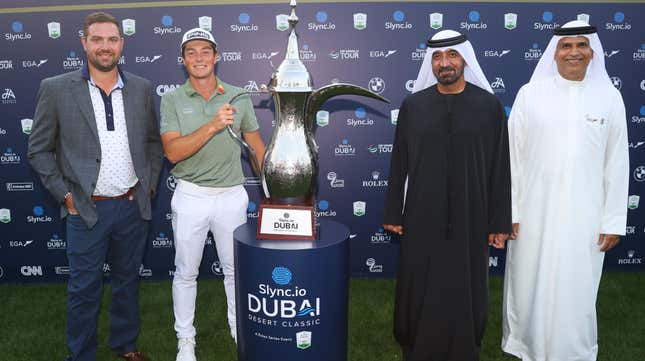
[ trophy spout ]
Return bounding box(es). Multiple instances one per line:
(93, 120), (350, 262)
(305, 83), (390, 133)
(308, 83), (389, 111)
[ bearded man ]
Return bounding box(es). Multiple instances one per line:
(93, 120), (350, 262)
(383, 29), (512, 361)
(28, 12), (162, 361)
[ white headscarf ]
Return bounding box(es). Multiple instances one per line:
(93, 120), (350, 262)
(413, 29), (493, 94)
(530, 20), (612, 87)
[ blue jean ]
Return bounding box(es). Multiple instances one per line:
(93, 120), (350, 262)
(65, 197), (148, 361)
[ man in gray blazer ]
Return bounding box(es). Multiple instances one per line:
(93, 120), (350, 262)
(28, 12), (162, 361)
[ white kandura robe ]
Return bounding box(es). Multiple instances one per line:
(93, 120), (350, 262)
(502, 74), (629, 361)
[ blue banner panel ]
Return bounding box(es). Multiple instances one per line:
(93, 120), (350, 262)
(234, 220), (350, 361)
(0, 1), (644, 283)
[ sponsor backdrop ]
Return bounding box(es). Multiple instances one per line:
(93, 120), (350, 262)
(1, 1), (644, 282)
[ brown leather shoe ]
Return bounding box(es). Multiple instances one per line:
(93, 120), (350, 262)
(117, 351), (151, 361)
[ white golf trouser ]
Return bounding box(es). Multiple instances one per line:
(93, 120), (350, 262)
(171, 179), (248, 340)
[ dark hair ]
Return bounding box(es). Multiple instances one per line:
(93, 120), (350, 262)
(82, 12), (122, 38)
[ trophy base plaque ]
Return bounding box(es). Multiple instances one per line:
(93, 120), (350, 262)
(257, 197), (316, 240)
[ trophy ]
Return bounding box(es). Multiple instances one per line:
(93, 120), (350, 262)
(228, 0), (388, 240)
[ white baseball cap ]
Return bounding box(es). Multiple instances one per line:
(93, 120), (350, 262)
(181, 27), (217, 53)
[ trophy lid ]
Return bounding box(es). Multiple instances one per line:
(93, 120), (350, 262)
(270, 0), (313, 92)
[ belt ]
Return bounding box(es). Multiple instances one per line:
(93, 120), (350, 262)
(176, 179), (237, 196)
(91, 186), (136, 201)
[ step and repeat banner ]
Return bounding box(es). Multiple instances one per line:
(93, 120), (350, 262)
(1, 1), (644, 282)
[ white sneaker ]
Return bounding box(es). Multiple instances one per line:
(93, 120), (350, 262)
(176, 337), (196, 361)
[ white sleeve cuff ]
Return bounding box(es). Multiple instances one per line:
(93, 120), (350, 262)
(600, 215), (627, 236)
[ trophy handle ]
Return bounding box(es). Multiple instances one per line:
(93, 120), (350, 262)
(226, 89), (271, 195)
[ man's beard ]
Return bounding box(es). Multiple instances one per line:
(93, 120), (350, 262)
(88, 51), (119, 72)
(435, 65), (464, 85)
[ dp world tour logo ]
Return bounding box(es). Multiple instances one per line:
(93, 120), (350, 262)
(247, 266), (321, 328)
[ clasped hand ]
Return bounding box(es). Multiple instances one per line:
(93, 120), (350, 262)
(383, 223), (510, 249)
(210, 103), (236, 132)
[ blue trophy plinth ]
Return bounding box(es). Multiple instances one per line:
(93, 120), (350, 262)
(234, 219), (350, 361)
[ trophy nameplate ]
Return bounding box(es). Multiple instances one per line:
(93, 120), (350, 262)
(257, 198), (316, 240)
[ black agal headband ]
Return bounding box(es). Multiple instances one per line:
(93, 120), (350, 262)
(553, 25), (597, 36)
(426, 34), (468, 48)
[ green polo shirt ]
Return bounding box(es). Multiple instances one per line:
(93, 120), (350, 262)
(160, 78), (259, 187)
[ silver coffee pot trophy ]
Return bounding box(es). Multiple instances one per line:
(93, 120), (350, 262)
(228, 0), (388, 240)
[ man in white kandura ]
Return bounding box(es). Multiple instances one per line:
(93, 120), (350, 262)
(502, 20), (629, 361)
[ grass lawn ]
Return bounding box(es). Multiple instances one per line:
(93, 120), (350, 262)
(1, 273), (643, 360)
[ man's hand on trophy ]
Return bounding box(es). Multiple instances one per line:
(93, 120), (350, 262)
(211, 103), (237, 132)
(383, 224), (404, 236)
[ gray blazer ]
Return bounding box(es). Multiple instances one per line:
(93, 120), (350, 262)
(28, 69), (163, 228)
